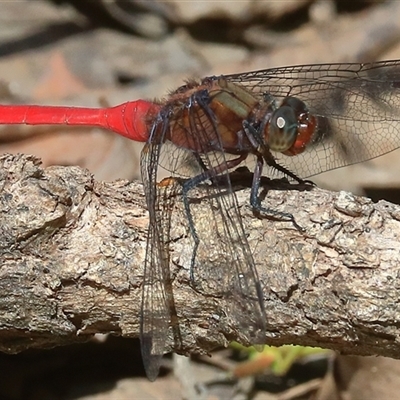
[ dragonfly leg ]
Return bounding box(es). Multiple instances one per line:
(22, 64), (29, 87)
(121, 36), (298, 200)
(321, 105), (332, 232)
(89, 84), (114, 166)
(250, 155), (304, 232)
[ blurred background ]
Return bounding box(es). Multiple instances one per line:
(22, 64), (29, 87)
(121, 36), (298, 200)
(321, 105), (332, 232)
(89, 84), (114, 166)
(1, 1), (400, 399)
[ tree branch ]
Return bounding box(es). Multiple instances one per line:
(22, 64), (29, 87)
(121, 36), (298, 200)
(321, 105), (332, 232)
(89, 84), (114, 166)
(0, 153), (399, 360)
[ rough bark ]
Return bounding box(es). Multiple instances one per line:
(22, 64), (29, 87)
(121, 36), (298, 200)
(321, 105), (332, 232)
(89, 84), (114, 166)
(0, 153), (400, 360)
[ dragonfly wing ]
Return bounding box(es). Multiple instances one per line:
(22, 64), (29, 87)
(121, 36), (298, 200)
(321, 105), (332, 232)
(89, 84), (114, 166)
(173, 96), (266, 345)
(157, 141), (204, 179)
(140, 221), (169, 381)
(188, 174), (266, 344)
(140, 141), (173, 381)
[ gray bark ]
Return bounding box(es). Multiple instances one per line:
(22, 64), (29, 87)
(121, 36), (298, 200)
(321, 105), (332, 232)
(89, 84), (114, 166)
(0, 153), (399, 360)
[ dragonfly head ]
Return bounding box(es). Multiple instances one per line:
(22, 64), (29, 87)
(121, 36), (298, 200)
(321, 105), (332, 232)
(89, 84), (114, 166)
(267, 96), (317, 156)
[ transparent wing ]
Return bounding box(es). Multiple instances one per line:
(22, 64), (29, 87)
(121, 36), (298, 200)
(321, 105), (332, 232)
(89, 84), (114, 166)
(224, 60), (400, 178)
(186, 176), (266, 344)
(140, 137), (174, 381)
(140, 214), (168, 381)
(153, 95), (266, 345)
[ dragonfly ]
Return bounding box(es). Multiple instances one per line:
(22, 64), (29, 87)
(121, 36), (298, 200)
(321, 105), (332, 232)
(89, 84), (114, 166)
(1, 60), (400, 380)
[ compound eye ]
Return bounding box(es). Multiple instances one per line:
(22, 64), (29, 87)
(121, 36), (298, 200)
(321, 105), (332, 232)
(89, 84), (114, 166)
(268, 106), (298, 152)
